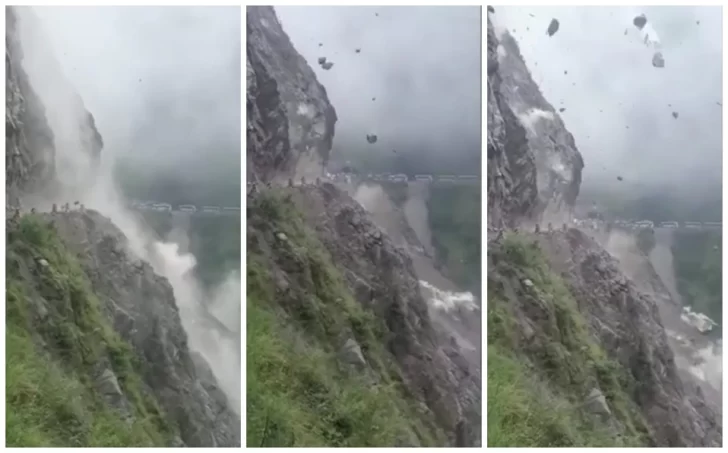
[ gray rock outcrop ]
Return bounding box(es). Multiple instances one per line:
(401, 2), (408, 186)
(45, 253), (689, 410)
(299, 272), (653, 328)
(487, 18), (584, 226)
(246, 6), (337, 184)
(6, 6), (55, 208)
(487, 17), (539, 229)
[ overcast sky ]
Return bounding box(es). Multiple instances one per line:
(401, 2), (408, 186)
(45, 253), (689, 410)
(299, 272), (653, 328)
(31, 6), (241, 173)
(492, 6), (722, 196)
(275, 6), (482, 168)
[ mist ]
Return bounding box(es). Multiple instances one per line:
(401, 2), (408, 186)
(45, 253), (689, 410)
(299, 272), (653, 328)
(15, 6), (241, 414)
(275, 5), (482, 174)
(33, 5), (241, 205)
(492, 6), (722, 201)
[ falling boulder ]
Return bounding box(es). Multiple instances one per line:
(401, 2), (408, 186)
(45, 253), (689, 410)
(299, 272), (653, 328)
(318, 42), (323, 47)
(371, 97), (376, 101)
(321, 62), (334, 70)
(652, 52), (665, 68)
(672, 111), (679, 119)
(355, 48), (361, 53)
(617, 176), (623, 181)
(366, 134), (378, 144)
(564, 70), (568, 74)
(559, 108), (566, 113)
(318, 56), (327, 65)
(633, 14), (647, 30)
(546, 18), (559, 36)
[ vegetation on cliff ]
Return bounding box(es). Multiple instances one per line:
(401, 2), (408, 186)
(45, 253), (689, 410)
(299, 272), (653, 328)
(428, 185), (481, 292)
(6, 215), (173, 447)
(487, 233), (648, 447)
(672, 230), (722, 334)
(246, 189), (443, 447)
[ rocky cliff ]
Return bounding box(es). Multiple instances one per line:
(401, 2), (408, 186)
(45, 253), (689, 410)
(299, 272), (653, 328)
(246, 6), (337, 184)
(487, 15), (583, 227)
(6, 7), (55, 208)
(486, 11), (720, 448)
(5, 6), (240, 447)
(487, 16), (539, 229)
(246, 6), (479, 447)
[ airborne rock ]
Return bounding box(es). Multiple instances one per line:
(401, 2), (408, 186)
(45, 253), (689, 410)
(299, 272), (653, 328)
(546, 18), (559, 36)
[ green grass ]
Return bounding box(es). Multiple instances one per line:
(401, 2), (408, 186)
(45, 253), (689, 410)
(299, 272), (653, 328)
(487, 233), (648, 447)
(6, 215), (174, 447)
(246, 189), (443, 447)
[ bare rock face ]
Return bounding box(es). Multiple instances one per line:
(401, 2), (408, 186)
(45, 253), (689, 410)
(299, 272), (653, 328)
(6, 6), (55, 207)
(488, 18), (584, 225)
(6, 6), (104, 207)
(486, 17), (539, 229)
(49, 210), (241, 447)
(246, 6), (337, 184)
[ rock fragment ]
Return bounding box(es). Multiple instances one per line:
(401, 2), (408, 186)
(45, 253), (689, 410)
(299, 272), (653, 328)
(633, 14), (647, 30)
(546, 18), (559, 36)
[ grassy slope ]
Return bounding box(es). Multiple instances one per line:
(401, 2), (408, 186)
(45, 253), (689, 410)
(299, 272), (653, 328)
(487, 233), (648, 447)
(427, 185), (481, 292)
(6, 215), (174, 447)
(246, 190), (443, 447)
(671, 230), (722, 334)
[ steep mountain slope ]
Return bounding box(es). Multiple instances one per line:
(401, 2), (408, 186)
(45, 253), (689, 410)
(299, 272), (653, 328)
(5, 6), (239, 447)
(486, 13), (720, 447)
(246, 6), (480, 447)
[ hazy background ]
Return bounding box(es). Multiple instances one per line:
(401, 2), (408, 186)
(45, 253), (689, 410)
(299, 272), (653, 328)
(34, 6), (242, 206)
(276, 5), (482, 174)
(492, 6), (722, 219)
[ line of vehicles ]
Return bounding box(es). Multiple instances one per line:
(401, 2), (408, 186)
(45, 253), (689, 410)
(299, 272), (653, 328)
(585, 218), (722, 230)
(362, 173), (480, 183)
(128, 200), (240, 215)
